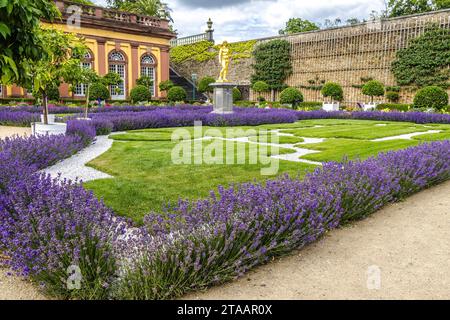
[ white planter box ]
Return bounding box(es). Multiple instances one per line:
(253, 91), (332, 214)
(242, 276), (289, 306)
(363, 103), (377, 111)
(322, 102), (340, 112)
(31, 122), (67, 136)
(40, 114), (56, 124)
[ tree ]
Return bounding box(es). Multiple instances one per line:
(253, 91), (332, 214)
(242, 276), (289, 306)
(0, 0), (59, 86)
(109, 0), (173, 21)
(321, 82), (344, 102)
(279, 18), (319, 35)
(159, 80), (174, 93)
(386, 0), (449, 17)
(251, 40), (292, 95)
(30, 28), (87, 124)
(136, 76), (153, 88)
(67, 67), (99, 118)
(362, 80), (385, 103)
(198, 76), (216, 100)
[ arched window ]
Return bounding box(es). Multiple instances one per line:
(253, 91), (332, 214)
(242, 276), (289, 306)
(0, 84), (3, 97)
(108, 50), (127, 100)
(140, 54), (156, 97)
(74, 51), (94, 97)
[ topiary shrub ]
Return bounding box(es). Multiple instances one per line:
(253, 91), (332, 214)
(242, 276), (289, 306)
(167, 86), (187, 102)
(362, 80), (384, 103)
(89, 83), (110, 101)
(386, 91), (400, 103)
(413, 86), (449, 111)
(159, 80), (174, 92)
(279, 87), (304, 107)
(252, 81), (269, 93)
(321, 82), (343, 102)
(130, 85), (152, 103)
(233, 88), (242, 102)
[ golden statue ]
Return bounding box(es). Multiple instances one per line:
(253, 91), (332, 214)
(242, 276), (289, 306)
(218, 41), (231, 82)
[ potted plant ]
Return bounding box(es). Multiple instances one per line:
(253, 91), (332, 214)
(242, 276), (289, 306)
(321, 82), (343, 111)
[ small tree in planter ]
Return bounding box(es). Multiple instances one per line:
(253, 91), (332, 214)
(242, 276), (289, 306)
(159, 80), (174, 95)
(68, 67), (99, 118)
(321, 82), (343, 111)
(362, 80), (384, 108)
(252, 81), (269, 103)
(279, 87), (304, 109)
(198, 76), (215, 101)
(30, 29), (87, 124)
(90, 83), (110, 104)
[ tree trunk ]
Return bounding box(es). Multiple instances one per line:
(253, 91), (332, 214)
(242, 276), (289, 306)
(42, 94), (48, 125)
(370, 96), (374, 103)
(85, 84), (90, 119)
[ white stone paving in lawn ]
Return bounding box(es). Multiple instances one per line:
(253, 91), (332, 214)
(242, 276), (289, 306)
(371, 130), (441, 141)
(42, 135), (114, 182)
(41, 125), (443, 182)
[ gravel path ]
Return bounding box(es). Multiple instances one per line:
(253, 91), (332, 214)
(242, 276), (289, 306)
(0, 126), (31, 139)
(184, 180), (450, 300)
(43, 135), (113, 182)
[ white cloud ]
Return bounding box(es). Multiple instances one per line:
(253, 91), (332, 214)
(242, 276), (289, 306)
(92, 0), (386, 42)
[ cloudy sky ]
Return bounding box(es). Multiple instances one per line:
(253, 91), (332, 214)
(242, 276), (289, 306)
(93, 0), (387, 42)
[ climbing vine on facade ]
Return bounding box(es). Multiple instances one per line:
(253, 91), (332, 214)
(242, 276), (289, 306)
(391, 26), (450, 88)
(251, 39), (292, 90)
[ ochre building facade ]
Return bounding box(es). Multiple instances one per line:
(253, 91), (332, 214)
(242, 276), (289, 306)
(0, 0), (174, 100)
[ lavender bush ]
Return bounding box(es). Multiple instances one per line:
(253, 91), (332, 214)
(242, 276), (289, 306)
(0, 110), (40, 126)
(114, 141), (450, 300)
(0, 174), (127, 299)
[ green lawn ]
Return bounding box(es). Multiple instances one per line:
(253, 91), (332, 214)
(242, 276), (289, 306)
(84, 119), (450, 222)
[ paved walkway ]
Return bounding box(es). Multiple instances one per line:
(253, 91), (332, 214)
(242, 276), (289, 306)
(0, 126), (31, 139)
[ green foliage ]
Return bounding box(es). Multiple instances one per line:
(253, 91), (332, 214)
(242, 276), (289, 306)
(130, 85), (152, 103)
(170, 40), (257, 64)
(386, 0), (449, 17)
(116, 0), (173, 21)
(90, 83), (110, 101)
(232, 88), (242, 102)
(321, 82), (343, 101)
(376, 103), (411, 112)
(385, 91), (400, 103)
(136, 76), (153, 88)
(167, 86), (187, 102)
(279, 18), (319, 35)
(251, 40), (292, 91)
(101, 72), (123, 86)
(392, 27), (450, 88)
(47, 85), (60, 101)
(413, 86), (449, 110)
(362, 80), (385, 102)
(0, 0), (60, 85)
(198, 76), (215, 94)
(385, 86), (401, 92)
(279, 87), (304, 107)
(252, 81), (270, 93)
(159, 80), (174, 92)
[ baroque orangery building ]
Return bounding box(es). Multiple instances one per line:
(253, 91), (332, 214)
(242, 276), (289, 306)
(0, 0), (175, 100)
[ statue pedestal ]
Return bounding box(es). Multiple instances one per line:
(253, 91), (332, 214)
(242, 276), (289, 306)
(210, 82), (235, 114)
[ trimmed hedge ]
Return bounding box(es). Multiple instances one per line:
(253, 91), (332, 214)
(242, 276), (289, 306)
(376, 103), (410, 112)
(413, 86), (449, 111)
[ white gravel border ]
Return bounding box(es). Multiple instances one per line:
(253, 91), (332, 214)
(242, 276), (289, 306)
(42, 135), (114, 182)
